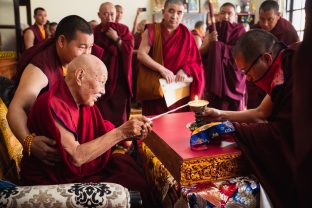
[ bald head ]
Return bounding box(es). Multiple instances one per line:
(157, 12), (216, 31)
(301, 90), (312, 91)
(66, 54), (107, 106)
(115, 4), (123, 23)
(98, 2), (116, 24)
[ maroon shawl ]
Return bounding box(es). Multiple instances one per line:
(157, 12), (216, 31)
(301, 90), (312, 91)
(21, 80), (113, 184)
(147, 23), (204, 100)
(141, 23), (204, 116)
(93, 22), (133, 98)
(204, 21), (246, 111)
(253, 17), (299, 46)
(293, 1), (312, 207)
(234, 48), (298, 207)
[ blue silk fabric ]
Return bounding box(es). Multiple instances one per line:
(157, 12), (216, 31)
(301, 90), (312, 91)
(190, 121), (235, 150)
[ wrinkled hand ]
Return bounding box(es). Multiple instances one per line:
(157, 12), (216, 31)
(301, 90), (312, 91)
(160, 68), (175, 84)
(31, 135), (61, 166)
(105, 27), (119, 42)
(118, 116), (152, 140)
(175, 69), (188, 82)
(209, 31), (218, 42)
(200, 107), (222, 123)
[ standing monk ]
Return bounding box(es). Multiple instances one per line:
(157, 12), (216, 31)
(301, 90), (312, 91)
(94, 2), (133, 127)
(202, 29), (298, 207)
(23, 7), (48, 50)
(253, 0), (299, 46)
(201, 2), (246, 111)
(249, 0), (299, 109)
(8, 15), (103, 167)
(137, 0), (203, 116)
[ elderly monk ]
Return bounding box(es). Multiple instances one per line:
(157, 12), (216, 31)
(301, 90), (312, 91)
(23, 7), (48, 50)
(137, 0), (204, 116)
(293, 1), (312, 207)
(8, 15), (103, 167)
(201, 2), (246, 111)
(201, 29), (298, 207)
(253, 0), (299, 46)
(20, 54), (153, 206)
(94, 2), (133, 127)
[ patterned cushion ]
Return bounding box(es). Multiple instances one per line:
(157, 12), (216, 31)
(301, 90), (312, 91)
(0, 182), (130, 208)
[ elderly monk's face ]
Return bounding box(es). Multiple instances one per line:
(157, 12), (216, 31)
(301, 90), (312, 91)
(98, 4), (116, 24)
(34, 10), (47, 26)
(81, 68), (107, 106)
(235, 52), (272, 82)
(219, 5), (236, 24)
(61, 31), (94, 64)
(259, 9), (280, 31)
(115, 6), (123, 23)
(163, 3), (184, 30)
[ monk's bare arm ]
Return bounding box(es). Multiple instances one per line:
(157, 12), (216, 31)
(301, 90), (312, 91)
(56, 117), (149, 167)
(8, 65), (60, 165)
(137, 30), (175, 83)
(8, 65), (48, 142)
(203, 95), (273, 123)
(194, 36), (202, 49)
(23, 29), (35, 50)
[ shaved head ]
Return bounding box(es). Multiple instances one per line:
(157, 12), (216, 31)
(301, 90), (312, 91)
(98, 2), (116, 23)
(66, 54), (107, 106)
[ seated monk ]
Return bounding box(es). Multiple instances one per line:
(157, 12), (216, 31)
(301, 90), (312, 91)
(201, 29), (298, 207)
(20, 54), (154, 206)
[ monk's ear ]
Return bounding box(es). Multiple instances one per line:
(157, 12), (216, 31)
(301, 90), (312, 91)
(57, 35), (66, 48)
(97, 12), (101, 19)
(75, 68), (85, 86)
(263, 53), (273, 65)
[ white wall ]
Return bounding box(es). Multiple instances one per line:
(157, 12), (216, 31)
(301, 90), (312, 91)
(29, 0), (153, 29)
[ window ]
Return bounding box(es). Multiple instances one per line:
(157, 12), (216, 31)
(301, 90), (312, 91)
(285, 0), (306, 40)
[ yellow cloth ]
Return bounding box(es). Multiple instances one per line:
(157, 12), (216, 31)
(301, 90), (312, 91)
(62, 66), (67, 76)
(38, 25), (46, 39)
(0, 98), (23, 174)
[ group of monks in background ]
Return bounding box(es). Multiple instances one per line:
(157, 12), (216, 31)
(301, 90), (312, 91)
(3, 0), (311, 207)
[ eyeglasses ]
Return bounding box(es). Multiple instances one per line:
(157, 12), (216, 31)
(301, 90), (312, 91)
(241, 54), (263, 76)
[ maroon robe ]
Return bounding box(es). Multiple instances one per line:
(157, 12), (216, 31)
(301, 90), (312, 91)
(234, 48), (298, 207)
(191, 29), (204, 41)
(23, 24), (47, 51)
(203, 21), (246, 111)
(253, 17), (299, 46)
(132, 32), (143, 99)
(15, 39), (104, 93)
(94, 22), (133, 127)
(142, 23), (204, 116)
(293, 1), (312, 207)
(20, 79), (153, 205)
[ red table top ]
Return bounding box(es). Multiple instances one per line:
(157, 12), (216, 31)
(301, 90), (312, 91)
(149, 112), (241, 160)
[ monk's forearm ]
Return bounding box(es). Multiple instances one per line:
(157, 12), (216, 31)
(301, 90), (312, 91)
(220, 109), (267, 123)
(70, 129), (123, 167)
(7, 103), (30, 144)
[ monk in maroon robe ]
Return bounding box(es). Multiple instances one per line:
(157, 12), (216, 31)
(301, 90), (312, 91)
(137, 0), (204, 116)
(23, 7), (48, 51)
(249, 0), (299, 109)
(201, 3), (246, 111)
(20, 54), (154, 206)
(253, 0), (299, 46)
(202, 30), (298, 207)
(8, 15), (103, 167)
(293, 1), (312, 207)
(191, 20), (206, 48)
(94, 2), (133, 127)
